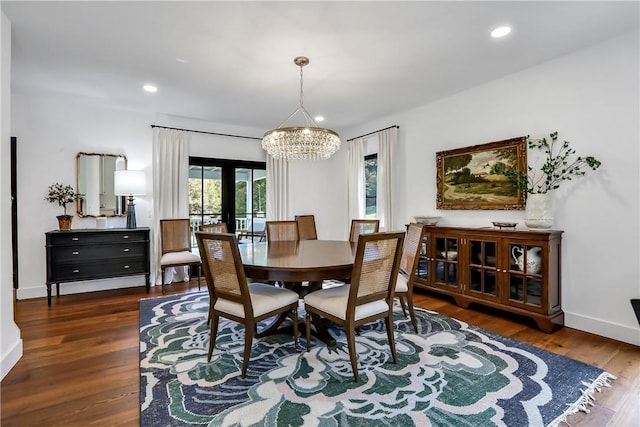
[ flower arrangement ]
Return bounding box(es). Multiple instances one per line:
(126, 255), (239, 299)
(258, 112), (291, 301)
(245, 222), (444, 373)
(45, 182), (82, 216)
(501, 131), (602, 194)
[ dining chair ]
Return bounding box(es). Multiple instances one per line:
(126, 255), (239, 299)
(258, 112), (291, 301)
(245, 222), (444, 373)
(196, 232), (299, 378)
(349, 219), (380, 243)
(199, 222), (228, 233)
(295, 215), (318, 240)
(159, 219), (201, 294)
(304, 231), (405, 382)
(266, 220), (300, 242)
(396, 223), (425, 332)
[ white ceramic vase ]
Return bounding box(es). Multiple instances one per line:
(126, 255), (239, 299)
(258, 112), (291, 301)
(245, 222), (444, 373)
(524, 193), (554, 229)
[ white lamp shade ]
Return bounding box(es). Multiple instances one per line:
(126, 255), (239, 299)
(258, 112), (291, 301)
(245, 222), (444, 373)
(114, 170), (146, 196)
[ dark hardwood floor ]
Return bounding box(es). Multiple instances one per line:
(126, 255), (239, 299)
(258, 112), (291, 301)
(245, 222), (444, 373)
(2, 281), (639, 426)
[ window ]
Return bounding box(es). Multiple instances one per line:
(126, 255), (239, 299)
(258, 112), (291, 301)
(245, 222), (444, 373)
(364, 153), (377, 218)
(189, 157), (266, 247)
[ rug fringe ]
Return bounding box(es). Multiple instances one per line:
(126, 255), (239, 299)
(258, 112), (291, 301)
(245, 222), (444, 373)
(547, 371), (617, 427)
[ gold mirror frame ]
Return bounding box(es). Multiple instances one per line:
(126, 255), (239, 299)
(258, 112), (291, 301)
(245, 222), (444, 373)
(76, 152), (127, 217)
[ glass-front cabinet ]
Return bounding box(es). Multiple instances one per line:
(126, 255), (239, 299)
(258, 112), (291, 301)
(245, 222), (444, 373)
(412, 225), (563, 333)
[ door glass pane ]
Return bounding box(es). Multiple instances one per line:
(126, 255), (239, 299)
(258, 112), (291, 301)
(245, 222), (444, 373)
(236, 168), (267, 242)
(202, 166), (222, 225)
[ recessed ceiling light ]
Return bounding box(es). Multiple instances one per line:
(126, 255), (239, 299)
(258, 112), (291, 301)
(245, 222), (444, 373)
(314, 116), (325, 122)
(143, 84), (158, 93)
(491, 26), (511, 38)
(176, 58), (189, 64)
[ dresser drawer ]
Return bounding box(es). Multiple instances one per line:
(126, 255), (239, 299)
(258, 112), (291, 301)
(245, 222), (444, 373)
(51, 242), (147, 263)
(48, 230), (148, 246)
(50, 259), (148, 282)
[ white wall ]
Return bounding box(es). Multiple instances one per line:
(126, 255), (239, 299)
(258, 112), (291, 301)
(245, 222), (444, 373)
(343, 31), (640, 345)
(1, 12), (22, 381)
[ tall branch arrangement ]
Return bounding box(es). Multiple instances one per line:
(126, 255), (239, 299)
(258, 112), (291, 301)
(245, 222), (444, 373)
(503, 131), (602, 194)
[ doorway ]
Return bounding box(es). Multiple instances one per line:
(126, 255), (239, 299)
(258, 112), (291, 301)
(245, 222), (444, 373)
(189, 157), (266, 247)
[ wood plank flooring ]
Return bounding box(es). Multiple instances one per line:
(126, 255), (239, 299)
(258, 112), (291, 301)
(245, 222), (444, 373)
(2, 282), (639, 426)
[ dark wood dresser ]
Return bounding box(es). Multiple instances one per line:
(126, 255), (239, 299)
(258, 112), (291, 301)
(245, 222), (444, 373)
(45, 228), (150, 306)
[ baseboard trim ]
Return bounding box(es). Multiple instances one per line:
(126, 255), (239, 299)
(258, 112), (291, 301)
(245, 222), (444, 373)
(1, 337), (23, 381)
(565, 311), (640, 346)
(16, 276), (146, 300)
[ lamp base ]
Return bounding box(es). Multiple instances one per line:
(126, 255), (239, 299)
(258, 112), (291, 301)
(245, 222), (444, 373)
(126, 195), (137, 229)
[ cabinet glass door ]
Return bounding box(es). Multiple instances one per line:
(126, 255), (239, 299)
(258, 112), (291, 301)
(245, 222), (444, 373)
(434, 236), (459, 288)
(507, 243), (543, 308)
(468, 238), (498, 300)
(416, 234), (429, 281)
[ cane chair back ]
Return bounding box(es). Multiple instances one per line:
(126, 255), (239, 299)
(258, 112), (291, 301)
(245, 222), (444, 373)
(349, 219), (380, 243)
(266, 220), (300, 242)
(304, 231), (404, 382)
(196, 232), (299, 378)
(295, 215), (318, 240)
(396, 223), (425, 332)
(160, 219), (201, 293)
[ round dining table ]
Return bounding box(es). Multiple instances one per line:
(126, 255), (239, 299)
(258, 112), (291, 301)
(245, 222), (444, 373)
(238, 240), (356, 346)
(238, 240), (356, 283)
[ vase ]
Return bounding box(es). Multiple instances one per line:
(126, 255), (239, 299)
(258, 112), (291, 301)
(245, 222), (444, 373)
(56, 215), (73, 231)
(524, 193), (554, 229)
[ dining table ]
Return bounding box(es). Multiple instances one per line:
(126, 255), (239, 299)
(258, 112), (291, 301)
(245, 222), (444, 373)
(238, 239), (357, 345)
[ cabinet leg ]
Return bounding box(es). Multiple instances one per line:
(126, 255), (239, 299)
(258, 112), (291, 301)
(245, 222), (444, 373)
(145, 274), (150, 293)
(56, 283), (60, 297)
(47, 284), (52, 307)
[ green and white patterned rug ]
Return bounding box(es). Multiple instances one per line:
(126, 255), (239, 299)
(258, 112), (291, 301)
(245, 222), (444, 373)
(140, 292), (614, 426)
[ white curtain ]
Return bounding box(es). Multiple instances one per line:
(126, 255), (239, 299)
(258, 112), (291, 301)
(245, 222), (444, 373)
(347, 137), (365, 233)
(377, 127), (397, 231)
(266, 155), (289, 220)
(152, 128), (191, 284)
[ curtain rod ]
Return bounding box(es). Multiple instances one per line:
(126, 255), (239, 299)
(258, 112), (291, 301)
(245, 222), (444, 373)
(346, 125), (399, 142)
(150, 124), (262, 141)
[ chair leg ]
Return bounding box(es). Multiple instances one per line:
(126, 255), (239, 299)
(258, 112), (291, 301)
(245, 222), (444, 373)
(161, 268), (166, 295)
(291, 307), (298, 349)
(241, 322), (255, 378)
(197, 265), (201, 291)
(407, 292), (417, 333)
(305, 312), (312, 351)
(345, 325), (359, 382)
(398, 295), (408, 317)
(385, 315), (398, 365)
(208, 314), (219, 362)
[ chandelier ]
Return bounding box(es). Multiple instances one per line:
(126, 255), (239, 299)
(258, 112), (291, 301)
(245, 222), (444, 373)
(262, 57), (341, 160)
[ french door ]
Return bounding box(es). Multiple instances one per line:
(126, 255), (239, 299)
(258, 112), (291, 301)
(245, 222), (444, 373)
(189, 157), (266, 246)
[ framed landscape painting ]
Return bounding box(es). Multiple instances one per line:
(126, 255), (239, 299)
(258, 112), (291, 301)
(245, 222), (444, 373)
(436, 136), (527, 210)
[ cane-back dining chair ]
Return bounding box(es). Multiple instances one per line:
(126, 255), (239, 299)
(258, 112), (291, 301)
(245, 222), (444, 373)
(266, 220), (300, 242)
(159, 219), (201, 294)
(199, 222), (228, 233)
(349, 219), (380, 243)
(396, 223), (425, 332)
(295, 215), (318, 240)
(304, 231), (405, 382)
(196, 232), (299, 378)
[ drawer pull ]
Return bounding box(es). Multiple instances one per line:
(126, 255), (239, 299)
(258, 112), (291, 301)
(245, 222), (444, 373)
(72, 237), (79, 241)
(72, 269), (80, 273)
(123, 248), (130, 252)
(123, 235), (129, 239)
(72, 251), (79, 255)
(123, 265), (130, 269)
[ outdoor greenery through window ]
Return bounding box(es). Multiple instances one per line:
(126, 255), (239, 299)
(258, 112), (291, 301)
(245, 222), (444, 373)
(365, 153), (377, 218)
(189, 157), (266, 248)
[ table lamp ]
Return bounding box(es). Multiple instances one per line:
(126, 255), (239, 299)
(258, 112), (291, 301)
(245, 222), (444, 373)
(114, 170), (146, 229)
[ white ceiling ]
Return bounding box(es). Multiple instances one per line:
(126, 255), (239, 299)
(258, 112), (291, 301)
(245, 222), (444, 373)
(2, 1), (638, 134)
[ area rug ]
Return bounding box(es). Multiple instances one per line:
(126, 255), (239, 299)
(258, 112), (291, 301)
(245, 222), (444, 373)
(139, 292), (615, 427)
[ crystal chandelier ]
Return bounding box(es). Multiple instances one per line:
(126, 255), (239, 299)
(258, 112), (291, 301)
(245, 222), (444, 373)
(262, 57), (341, 160)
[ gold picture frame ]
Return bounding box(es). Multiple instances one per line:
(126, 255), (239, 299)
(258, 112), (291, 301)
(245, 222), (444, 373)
(436, 136), (527, 210)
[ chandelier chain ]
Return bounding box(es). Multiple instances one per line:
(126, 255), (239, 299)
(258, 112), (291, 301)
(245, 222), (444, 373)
(299, 64), (304, 107)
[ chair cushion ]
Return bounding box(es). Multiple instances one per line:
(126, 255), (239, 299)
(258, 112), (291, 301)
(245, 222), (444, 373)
(303, 284), (389, 321)
(395, 273), (408, 292)
(215, 283), (298, 318)
(160, 251), (201, 265)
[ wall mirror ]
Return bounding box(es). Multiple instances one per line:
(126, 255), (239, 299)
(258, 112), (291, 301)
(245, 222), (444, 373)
(76, 152), (127, 217)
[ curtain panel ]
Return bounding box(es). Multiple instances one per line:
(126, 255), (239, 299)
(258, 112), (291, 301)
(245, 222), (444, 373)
(347, 138), (365, 235)
(152, 128), (191, 284)
(266, 156), (290, 220)
(377, 127), (397, 231)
